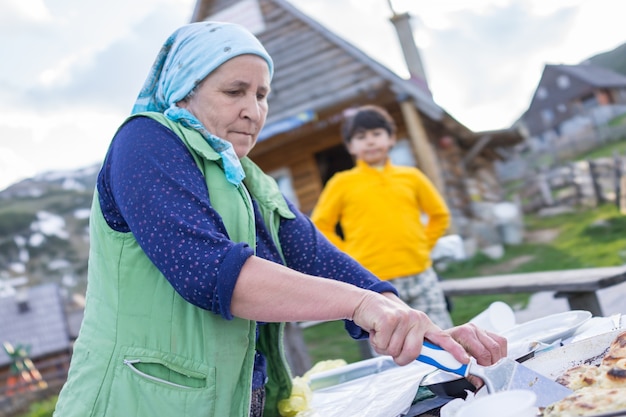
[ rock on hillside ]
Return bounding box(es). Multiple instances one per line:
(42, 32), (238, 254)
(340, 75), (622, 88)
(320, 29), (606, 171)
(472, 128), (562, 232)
(0, 164), (100, 299)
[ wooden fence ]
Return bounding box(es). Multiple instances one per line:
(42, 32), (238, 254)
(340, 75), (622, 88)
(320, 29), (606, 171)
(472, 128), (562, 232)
(0, 352), (70, 417)
(496, 121), (626, 183)
(510, 153), (626, 214)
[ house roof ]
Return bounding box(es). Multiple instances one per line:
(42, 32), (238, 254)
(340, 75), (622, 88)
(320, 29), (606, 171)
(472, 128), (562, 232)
(0, 283), (71, 366)
(528, 64), (626, 111)
(193, 0), (443, 131)
(192, 0), (523, 151)
(558, 64), (626, 88)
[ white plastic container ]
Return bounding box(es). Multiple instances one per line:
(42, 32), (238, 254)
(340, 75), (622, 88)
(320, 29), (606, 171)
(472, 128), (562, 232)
(469, 301), (516, 334)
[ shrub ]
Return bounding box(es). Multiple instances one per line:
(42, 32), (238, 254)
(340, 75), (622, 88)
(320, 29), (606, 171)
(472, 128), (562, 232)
(18, 396), (57, 417)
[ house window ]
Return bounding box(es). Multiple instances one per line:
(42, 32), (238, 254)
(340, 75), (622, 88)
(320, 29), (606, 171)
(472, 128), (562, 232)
(269, 168), (299, 209)
(389, 139), (417, 167)
(16, 289), (30, 313)
(540, 108), (554, 126)
(557, 75), (570, 89)
(581, 94), (598, 111)
(536, 87), (548, 100)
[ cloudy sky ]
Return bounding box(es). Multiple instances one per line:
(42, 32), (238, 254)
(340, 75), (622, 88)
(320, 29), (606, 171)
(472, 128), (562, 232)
(1, 0), (625, 191)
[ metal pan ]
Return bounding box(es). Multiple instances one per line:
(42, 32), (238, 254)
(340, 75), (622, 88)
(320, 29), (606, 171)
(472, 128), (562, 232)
(583, 412), (626, 417)
(522, 329), (626, 417)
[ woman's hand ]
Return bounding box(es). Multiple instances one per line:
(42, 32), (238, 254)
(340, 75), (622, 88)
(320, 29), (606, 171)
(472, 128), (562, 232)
(351, 292), (470, 366)
(445, 323), (508, 366)
(444, 323), (508, 388)
(351, 293), (507, 371)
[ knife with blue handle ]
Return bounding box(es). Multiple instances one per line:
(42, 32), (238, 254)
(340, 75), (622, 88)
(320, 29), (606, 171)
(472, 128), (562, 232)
(418, 341), (470, 375)
(416, 340), (572, 408)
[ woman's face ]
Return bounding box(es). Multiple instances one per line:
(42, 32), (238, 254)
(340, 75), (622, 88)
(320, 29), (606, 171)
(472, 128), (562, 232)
(178, 54), (271, 158)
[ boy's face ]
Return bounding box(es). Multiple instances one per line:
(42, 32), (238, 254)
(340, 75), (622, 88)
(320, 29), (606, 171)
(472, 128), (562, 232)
(347, 127), (395, 167)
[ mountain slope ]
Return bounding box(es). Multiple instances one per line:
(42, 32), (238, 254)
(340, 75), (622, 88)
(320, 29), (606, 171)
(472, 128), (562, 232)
(0, 164), (100, 297)
(585, 42), (626, 75)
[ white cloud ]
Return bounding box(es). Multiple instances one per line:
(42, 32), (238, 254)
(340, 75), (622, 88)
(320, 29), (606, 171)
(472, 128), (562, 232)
(295, 0), (625, 130)
(0, 145), (36, 191)
(0, 0), (195, 190)
(0, 109), (121, 188)
(0, 0), (53, 23)
(0, 0), (624, 191)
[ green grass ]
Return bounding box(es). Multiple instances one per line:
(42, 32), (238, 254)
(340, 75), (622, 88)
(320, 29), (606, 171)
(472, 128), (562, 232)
(574, 137), (626, 160)
(609, 113), (626, 126)
(302, 321), (363, 365)
(16, 395), (57, 417)
(302, 203), (626, 365)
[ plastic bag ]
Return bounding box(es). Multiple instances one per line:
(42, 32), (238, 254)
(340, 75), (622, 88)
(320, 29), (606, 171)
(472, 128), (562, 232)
(305, 359), (436, 417)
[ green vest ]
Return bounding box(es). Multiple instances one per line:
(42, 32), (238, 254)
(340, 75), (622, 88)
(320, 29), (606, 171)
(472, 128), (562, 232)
(54, 112), (295, 417)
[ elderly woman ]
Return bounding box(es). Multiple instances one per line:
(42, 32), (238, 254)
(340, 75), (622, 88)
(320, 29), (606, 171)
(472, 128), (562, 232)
(53, 22), (506, 417)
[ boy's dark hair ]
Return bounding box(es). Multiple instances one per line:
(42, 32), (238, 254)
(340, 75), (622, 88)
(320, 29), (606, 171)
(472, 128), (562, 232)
(341, 105), (397, 144)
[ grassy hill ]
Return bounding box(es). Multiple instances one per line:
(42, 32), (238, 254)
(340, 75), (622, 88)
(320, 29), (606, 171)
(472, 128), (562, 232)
(0, 165), (98, 298)
(585, 42), (626, 75)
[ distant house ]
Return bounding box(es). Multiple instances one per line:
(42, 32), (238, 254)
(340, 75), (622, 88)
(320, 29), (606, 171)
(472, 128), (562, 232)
(0, 283), (72, 395)
(191, 0), (525, 247)
(519, 64), (626, 151)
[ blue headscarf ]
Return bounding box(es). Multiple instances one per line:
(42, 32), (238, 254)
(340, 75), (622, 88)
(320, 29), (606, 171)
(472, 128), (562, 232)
(131, 21), (274, 185)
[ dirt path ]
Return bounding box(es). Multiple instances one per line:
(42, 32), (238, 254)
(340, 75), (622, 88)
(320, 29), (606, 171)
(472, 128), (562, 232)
(478, 228), (561, 275)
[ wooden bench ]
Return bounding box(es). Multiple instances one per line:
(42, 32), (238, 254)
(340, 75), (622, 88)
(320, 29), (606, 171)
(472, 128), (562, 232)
(439, 266), (626, 316)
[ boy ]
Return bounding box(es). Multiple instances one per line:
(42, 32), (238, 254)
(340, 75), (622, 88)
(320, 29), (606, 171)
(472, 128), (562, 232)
(311, 105), (453, 329)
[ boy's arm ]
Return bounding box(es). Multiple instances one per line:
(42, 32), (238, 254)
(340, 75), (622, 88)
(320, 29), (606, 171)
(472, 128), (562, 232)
(416, 174), (451, 249)
(310, 179), (346, 250)
(424, 205), (450, 249)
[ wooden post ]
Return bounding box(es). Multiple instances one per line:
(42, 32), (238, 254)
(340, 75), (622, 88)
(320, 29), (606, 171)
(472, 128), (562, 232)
(537, 171), (554, 206)
(614, 151), (623, 211)
(569, 163), (583, 205)
(399, 100), (445, 194)
(618, 153), (626, 214)
(283, 322), (312, 377)
(620, 175), (626, 214)
(588, 160), (605, 206)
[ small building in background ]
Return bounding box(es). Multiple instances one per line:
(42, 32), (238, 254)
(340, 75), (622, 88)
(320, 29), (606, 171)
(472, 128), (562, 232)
(519, 63), (626, 155)
(0, 283), (72, 399)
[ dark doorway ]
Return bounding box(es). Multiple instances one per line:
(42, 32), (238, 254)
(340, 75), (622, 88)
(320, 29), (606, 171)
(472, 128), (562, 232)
(314, 144), (354, 186)
(314, 144), (353, 239)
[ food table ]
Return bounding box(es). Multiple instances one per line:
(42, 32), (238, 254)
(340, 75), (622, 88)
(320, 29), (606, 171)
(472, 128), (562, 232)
(307, 312), (625, 417)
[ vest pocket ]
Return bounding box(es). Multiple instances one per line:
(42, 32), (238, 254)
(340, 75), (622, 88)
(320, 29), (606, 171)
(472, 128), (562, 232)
(123, 359), (206, 389)
(105, 346), (217, 416)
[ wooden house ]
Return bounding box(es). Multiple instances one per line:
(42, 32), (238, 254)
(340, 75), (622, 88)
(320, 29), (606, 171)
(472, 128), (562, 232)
(519, 63), (626, 151)
(0, 283), (72, 398)
(191, 0), (524, 246)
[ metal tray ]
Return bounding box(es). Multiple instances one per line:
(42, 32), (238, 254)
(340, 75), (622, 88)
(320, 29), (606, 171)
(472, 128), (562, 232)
(585, 412), (626, 417)
(523, 329), (626, 417)
(308, 356), (398, 391)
